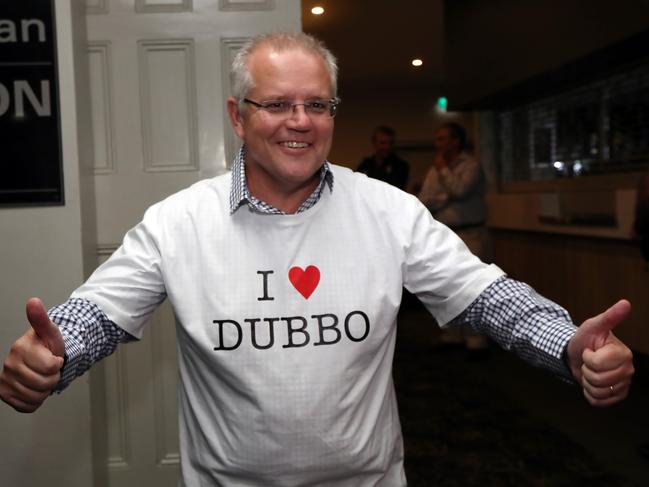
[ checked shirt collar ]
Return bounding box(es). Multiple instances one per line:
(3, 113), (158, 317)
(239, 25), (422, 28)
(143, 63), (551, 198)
(229, 145), (334, 215)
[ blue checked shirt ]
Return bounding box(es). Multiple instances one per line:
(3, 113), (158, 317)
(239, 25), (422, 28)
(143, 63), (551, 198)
(51, 148), (577, 391)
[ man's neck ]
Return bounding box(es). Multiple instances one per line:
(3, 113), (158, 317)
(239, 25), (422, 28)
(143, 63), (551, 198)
(248, 172), (320, 214)
(375, 152), (391, 164)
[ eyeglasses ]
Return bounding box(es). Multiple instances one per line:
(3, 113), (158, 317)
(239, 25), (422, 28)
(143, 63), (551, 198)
(242, 97), (340, 118)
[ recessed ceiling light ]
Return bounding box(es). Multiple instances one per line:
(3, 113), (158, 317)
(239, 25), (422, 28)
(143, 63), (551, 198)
(411, 58), (423, 67)
(311, 6), (325, 15)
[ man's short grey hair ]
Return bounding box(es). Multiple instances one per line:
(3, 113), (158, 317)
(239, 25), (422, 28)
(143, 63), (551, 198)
(230, 32), (338, 103)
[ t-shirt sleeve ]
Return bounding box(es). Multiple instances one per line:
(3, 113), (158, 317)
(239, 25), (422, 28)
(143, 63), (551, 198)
(71, 204), (167, 339)
(402, 200), (504, 325)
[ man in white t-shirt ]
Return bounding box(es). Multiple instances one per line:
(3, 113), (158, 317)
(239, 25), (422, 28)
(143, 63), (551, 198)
(0, 32), (635, 486)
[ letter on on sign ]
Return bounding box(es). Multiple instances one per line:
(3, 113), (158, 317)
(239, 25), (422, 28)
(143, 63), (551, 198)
(0, 80), (51, 118)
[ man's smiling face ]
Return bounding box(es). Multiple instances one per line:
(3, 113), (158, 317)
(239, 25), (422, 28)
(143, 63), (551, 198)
(230, 45), (334, 200)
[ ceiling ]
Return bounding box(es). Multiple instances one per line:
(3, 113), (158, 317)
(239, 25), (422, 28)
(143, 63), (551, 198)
(301, 0), (446, 91)
(301, 1), (649, 108)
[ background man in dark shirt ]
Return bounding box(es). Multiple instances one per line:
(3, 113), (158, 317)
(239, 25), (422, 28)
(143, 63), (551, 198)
(356, 125), (410, 190)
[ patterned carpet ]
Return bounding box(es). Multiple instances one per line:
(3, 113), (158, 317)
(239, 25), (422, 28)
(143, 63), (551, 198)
(392, 310), (640, 487)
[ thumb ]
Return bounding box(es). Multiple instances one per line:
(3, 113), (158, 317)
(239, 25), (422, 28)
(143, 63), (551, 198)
(578, 299), (631, 351)
(26, 297), (65, 358)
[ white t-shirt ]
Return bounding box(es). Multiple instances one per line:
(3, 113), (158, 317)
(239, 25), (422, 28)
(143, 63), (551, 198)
(73, 164), (504, 486)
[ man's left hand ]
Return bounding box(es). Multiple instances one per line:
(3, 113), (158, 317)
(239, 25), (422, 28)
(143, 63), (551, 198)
(566, 299), (634, 406)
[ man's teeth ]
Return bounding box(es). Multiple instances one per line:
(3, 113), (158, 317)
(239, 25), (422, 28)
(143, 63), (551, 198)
(282, 141), (309, 148)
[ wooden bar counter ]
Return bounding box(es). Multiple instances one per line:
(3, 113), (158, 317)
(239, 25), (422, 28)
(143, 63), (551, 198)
(486, 172), (649, 355)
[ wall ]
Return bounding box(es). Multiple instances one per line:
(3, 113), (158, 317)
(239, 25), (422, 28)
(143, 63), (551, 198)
(0, 1), (96, 486)
(460, 0), (649, 354)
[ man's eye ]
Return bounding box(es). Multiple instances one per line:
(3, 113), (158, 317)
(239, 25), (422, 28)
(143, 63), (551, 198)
(307, 101), (327, 112)
(264, 101), (289, 111)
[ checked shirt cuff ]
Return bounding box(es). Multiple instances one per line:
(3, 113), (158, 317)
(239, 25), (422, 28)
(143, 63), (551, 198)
(451, 276), (578, 383)
(48, 298), (134, 392)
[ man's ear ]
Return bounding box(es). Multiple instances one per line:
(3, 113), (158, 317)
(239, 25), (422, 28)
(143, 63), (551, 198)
(227, 97), (246, 139)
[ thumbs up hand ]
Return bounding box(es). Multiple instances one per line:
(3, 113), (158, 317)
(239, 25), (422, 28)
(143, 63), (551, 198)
(0, 298), (65, 413)
(566, 299), (634, 406)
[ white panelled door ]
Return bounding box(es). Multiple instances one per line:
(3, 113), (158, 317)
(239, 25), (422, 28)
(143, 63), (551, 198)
(83, 1), (300, 485)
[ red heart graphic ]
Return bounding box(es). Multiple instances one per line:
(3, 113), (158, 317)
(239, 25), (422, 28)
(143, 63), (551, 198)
(288, 265), (320, 299)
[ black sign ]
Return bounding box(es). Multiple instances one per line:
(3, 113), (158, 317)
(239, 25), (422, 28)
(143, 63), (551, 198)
(0, 0), (63, 206)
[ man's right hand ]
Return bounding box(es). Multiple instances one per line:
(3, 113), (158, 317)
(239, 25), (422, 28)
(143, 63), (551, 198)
(0, 298), (65, 413)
